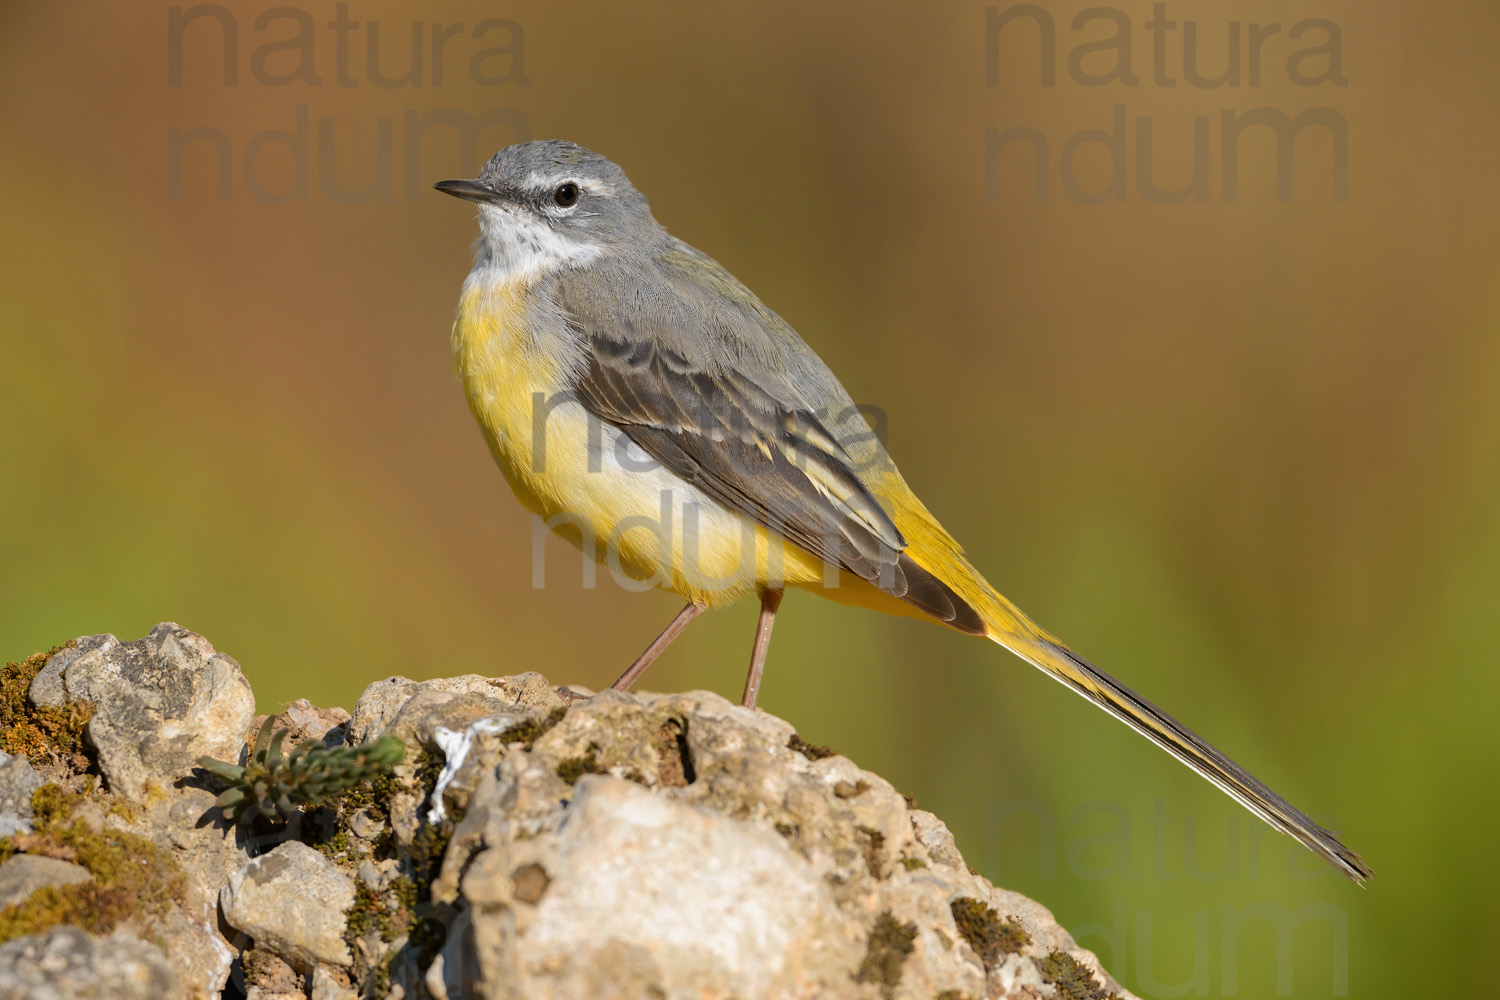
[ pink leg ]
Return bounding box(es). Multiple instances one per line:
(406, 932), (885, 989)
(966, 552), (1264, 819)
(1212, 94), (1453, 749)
(741, 589), (784, 708)
(611, 601), (707, 692)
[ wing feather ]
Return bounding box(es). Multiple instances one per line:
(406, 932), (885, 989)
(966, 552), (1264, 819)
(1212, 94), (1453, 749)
(552, 255), (985, 634)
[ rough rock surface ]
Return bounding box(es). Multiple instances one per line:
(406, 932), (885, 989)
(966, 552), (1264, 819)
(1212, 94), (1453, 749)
(276, 699), (352, 748)
(0, 854), (93, 909)
(0, 625), (1136, 1000)
(0, 925), (181, 999)
(221, 841), (356, 971)
(31, 623), (255, 800)
(413, 687), (1135, 1000)
(0, 752), (43, 837)
(347, 673), (560, 745)
(4, 625), (251, 998)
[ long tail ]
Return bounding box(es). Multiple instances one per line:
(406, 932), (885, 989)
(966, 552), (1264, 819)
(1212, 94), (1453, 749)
(992, 625), (1372, 883)
(869, 475), (1369, 881)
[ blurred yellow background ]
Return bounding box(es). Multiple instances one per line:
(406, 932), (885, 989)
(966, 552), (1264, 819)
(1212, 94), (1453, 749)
(3, 1), (1496, 996)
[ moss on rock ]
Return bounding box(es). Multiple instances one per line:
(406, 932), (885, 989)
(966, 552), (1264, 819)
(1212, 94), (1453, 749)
(787, 732), (837, 761)
(853, 910), (918, 995)
(1040, 949), (1124, 1000)
(950, 896), (1030, 970)
(0, 642), (90, 769)
(0, 784), (185, 943)
(555, 742), (605, 785)
(499, 705), (569, 748)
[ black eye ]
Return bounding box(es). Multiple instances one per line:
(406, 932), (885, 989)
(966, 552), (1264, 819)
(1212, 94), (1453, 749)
(554, 182), (579, 207)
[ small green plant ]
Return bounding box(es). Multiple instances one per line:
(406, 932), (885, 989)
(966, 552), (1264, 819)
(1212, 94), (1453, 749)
(199, 717), (405, 824)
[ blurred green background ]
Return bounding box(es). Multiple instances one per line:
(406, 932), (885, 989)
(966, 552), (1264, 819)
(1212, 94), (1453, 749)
(3, 1), (1496, 996)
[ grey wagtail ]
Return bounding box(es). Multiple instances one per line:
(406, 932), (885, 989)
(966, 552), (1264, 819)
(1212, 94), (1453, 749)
(435, 140), (1371, 883)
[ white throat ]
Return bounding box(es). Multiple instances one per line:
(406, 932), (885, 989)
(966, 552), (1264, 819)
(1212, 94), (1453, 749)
(471, 203), (603, 285)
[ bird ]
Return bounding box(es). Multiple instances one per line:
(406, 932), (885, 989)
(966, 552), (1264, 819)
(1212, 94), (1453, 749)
(434, 140), (1371, 883)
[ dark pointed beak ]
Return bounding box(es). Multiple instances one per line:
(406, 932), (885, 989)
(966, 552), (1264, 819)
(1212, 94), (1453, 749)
(434, 178), (504, 204)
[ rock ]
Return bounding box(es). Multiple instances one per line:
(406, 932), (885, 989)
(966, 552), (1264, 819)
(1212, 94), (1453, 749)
(151, 781), (244, 999)
(0, 854), (93, 908)
(345, 672), (568, 852)
(157, 881), (238, 1000)
(248, 700), (353, 758)
(309, 965), (358, 1000)
(3, 624), (1137, 1000)
(487, 774), (863, 997)
(241, 948), (305, 1000)
(17, 625), (251, 998)
(0, 925), (180, 1000)
(0, 752), (44, 837)
(29, 623), (255, 800)
(424, 686), (1137, 1000)
(246, 981), (306, 998)
(220, 841), (357, 971)
(347, 672), (562, 744)
(281, 699), (351, 745)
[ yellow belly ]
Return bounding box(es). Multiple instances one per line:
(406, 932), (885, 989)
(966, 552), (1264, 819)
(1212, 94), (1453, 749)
(453, 279), (839, 606)
(450, 276), (1012, 631)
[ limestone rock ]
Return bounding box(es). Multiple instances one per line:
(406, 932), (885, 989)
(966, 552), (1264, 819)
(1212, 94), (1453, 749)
(0, 854), (93, 909)
(347, 672), (562, 745)
(220, 841), (357, 970)
(347, 672), (568, 851)
(0, 925), (180, 1000)
(280, 699), (351, 745)
(240, 948), (305, 1000)
(17, 625), (251, 997)
(158, 881), (238, 1000)
(423, 686), (1136, 1000)
(141, 778), (244, 999)
(246, 989), (307, 1000)
(0, 752), (44, 837)
(495, 775), (862, 996)
(30, 623), (255, 800)
(1, 624), (1136, 1000)
(309, 965), (358, 1000)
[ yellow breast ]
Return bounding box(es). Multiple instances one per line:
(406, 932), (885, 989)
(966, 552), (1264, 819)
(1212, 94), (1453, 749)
(451, 277), (832, 605)
(452, 279), (566, 499)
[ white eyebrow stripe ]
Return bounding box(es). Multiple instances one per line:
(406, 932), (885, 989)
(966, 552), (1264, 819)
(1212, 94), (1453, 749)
(518, 171), (611, 197)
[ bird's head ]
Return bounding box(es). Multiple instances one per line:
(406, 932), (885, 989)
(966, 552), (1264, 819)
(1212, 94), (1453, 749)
(435, 140), (657, 277)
